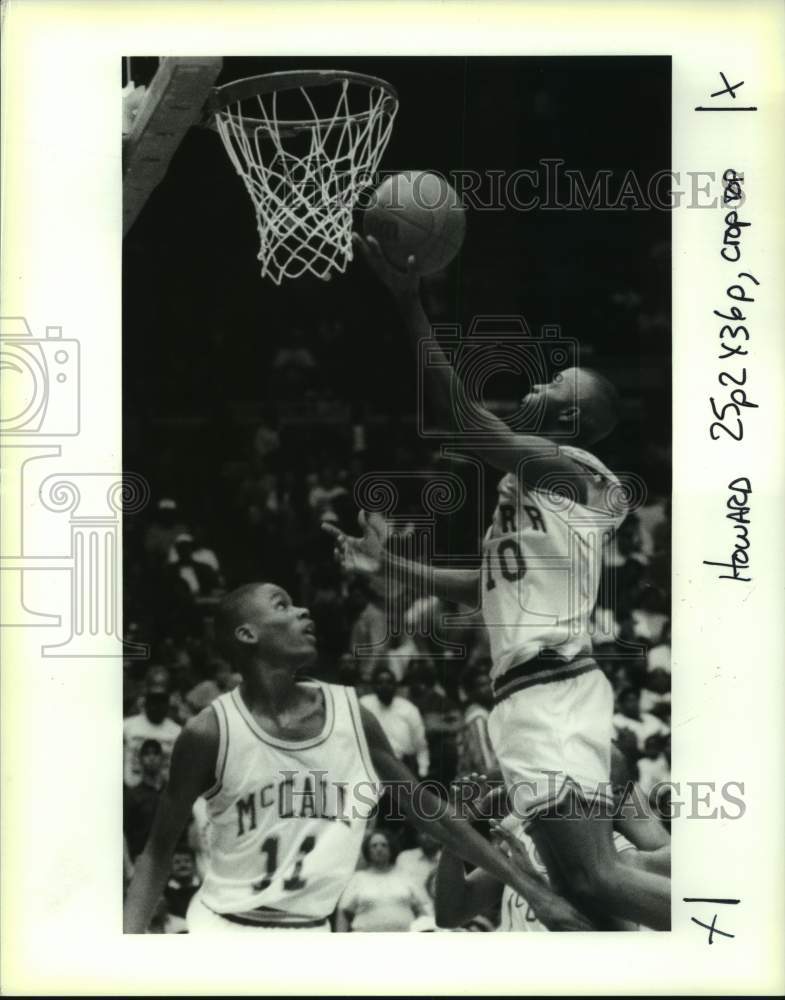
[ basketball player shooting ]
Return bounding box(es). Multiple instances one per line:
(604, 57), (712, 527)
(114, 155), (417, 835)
(123, 581), (591, 933)
(324, 233), (671, 930)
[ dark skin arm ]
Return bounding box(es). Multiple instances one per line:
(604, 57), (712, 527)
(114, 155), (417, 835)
(435, 851), (501, 929)
(353, 234), (586, 502)
(360, 708), (592, 930)
(433, 774), (502, 928)
(122, 709), (218, 933)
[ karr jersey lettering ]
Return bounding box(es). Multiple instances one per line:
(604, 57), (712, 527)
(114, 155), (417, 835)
(199, 683), (379, 921)
(481, 445), (627, 679)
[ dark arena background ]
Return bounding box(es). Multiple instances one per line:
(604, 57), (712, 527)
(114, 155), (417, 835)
(123, 56), (672, 930)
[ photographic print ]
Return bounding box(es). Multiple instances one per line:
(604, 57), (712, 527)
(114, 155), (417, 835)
(121, 55), (672, 936)
(2, 2), (783, 995)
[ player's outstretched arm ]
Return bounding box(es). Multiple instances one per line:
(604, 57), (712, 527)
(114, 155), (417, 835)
(360, 708), (593, 931)
(122, 709), (218, 933)
(322, 511), (480, 608)
(353, 233), (584, 495)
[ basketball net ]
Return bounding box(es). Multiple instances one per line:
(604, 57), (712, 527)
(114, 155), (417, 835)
(212, 77), (398, 284)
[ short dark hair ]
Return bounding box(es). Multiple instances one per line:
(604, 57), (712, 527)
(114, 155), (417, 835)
(215, 582), (270, 655)
(579, 368), (620, 444)
(140, 738), (162, 755)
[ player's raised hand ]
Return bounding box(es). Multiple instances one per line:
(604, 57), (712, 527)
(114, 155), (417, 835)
(321, 509), (390, 577)
(352, 232), (420, 296)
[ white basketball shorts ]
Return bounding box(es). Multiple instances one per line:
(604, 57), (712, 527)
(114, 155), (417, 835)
(487, 665), (614, 821)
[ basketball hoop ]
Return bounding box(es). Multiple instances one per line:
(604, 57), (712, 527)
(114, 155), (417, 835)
(207, 71), (398, 284)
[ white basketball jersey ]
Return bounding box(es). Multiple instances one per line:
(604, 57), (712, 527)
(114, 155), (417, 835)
(481, 446), (627, 687)
(499, 825), (636, 932)
(199, 682), (379, 922)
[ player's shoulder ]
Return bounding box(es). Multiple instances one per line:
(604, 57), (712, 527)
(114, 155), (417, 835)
(559, 445), (627, 520)
(180, 704), (220, 747)
(558, 445), (616, 482)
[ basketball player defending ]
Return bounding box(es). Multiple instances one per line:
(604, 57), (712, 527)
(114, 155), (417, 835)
(123, 582), (589, 933)
(325, 234), (670, 930)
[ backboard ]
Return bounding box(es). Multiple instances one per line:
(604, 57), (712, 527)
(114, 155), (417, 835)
(122, 57), (223, 236)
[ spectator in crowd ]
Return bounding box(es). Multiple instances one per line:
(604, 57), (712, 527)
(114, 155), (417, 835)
(183, 657), (241, 715)
(629, 588), (669, 646)
(405, 659), (462, 785)
(612, 687), (670, 755)
(252, 412), (281, 464)
(123, 667), (182, 787)
(346, 580), (387, 659)
(123, 738), (165, 861)
(271, 326), (317, 397)
(637, 734), (671, 801)
(335, 830), (432, 932)
(457, 666), (498, 776)
(395, 831), (442, 897)
(360, 665), (430, 778)
(167, 533), (222, 599)
(640, 667), (671, 725)
(144, 498), (188, 568)
(308, 463), (348, 525)
(601, 512), (648, 617)
(167, 527), (223, 582)
(647, 621), (671, 673)
(309, 564), (352, 670)
(636, 493), (669, 560)
(164, 844), (201, 931)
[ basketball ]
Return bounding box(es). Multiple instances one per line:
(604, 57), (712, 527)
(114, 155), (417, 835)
(363, 171), (466, 275)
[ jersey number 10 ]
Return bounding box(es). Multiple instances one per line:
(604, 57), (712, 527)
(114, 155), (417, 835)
(485, 539), (527, 591)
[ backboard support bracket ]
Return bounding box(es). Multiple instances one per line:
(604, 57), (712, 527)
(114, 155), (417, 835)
(123, 57), (223, 236)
